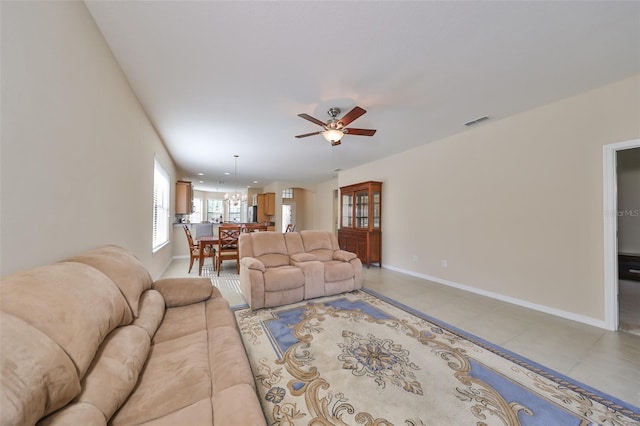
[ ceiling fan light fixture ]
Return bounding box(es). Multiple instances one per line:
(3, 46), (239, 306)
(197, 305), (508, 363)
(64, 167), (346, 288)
(323, 129), (343, 143)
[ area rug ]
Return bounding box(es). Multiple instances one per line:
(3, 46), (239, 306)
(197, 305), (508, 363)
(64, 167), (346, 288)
(235, 290), (640, 425)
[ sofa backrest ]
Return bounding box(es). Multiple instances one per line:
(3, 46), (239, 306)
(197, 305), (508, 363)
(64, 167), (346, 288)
(239, 232), (290, 268)
(0, 260), (132, 425)
(0, 245), (160, 425)
(67, 245), (153, 319)
(300, 230), (339, 262)
(240, 231), (342, 264)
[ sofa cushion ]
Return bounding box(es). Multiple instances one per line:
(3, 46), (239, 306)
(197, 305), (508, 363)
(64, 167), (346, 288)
(300, 230), (338, 251)
(111, 331), (211, 425)
(283, 232), (304, 254)
(250, 232), (286, 254)
(39, 402), (106, 425)
(0, 312), (81, 426)
(68, 245), (152, 318)
(212, 384), (269, 426)
(290, 252), (317, 262)
(153, 278), (212, 307)
(256, 253), (290, 268)
(205, 297), (239, 331)
(133, 289), (165, 339)
(0, 262), (131, 378)
(153, 302), (207, 344)
(76, 325), (150, 420)
(263, 266), (305, 292)
(208, 326), (257, 393)
(136, 399), (212, 426)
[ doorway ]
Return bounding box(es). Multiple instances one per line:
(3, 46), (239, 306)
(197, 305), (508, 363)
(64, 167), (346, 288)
(616, 147), (640, 335)
(603, 139), (640, 332)
(282, 202), (295, 232)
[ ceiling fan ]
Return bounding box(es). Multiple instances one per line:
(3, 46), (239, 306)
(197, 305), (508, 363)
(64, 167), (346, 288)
(295, 106), (377, 146)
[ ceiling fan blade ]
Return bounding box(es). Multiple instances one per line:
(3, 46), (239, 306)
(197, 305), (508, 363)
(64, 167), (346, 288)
(338, 106), (366, 127)
(297, 113), (326, 127)
(344, 128), (377, 136)
(295, 131), (322, 138)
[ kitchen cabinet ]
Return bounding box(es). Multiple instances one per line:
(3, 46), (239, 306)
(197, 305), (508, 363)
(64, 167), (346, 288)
(338, 181), (382, 267)
(175, 180), (193, 215)
(256, 194), (267, 223)
(256, 192), (276, 222)
(264, 192), (275, 216)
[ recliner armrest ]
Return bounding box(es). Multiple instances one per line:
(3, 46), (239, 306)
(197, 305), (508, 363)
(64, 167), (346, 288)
(333, 250), (357, 262)
(152, 278), (213, 307)
(290, 253), (317, 262)
(240, 257), (266, 272)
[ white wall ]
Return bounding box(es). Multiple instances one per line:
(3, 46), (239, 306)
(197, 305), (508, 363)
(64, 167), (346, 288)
(332, 75), (640, 324)
(617, 148), (640, 254)
(315, 177), (339, 232)
(1, 1), (176, 278)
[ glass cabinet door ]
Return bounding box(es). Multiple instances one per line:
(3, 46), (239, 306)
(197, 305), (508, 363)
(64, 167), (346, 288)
(355, 191), (369, 228)
(342, 194), (353, 227)
(372, 191), (381, 229)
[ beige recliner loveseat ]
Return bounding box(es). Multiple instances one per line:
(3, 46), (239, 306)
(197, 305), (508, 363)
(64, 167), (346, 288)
(239, 230), (363, 310)
(0, 245), (265, 426)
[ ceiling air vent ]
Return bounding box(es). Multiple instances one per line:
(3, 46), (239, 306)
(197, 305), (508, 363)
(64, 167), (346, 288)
(464, 116), (490, 127)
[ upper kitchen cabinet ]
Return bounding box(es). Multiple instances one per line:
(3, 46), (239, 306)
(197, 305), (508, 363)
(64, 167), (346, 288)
(175, 180), (193, 215)
(256, 192), (276, 223)
(264, 192), (275, 216)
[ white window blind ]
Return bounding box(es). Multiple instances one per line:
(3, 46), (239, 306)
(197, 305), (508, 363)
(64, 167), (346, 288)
(153, 159), (170, 251)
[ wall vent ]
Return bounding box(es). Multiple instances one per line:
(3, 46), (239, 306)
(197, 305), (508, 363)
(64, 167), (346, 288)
(464, 116), (490, 127)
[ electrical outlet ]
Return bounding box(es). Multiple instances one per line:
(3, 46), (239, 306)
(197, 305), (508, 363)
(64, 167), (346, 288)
(441, 260), (448, 268)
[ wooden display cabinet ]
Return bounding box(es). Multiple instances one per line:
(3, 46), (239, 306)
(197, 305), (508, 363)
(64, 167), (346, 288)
(175, 180), (193, 215)
(338, 181), (382, 267)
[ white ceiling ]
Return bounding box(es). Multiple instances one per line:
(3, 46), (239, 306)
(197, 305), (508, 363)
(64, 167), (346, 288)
(85, 1), (640, 193)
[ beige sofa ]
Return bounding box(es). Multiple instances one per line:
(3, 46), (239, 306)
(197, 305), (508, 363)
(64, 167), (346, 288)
(239, 230), (363, 310)
(0, 245), (265, 426)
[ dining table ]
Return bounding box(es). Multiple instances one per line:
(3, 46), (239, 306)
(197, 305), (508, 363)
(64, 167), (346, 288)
(196, 235), (219, 276)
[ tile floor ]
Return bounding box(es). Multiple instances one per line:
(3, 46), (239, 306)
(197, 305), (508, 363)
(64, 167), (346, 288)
(620, 279), (640, 336)
(161, 258), (640, 407)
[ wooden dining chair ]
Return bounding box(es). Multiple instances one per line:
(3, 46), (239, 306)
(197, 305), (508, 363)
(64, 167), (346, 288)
(245, 223), (268, 233)
(183, 225), (214, 273)
(216, 224), (241, 276)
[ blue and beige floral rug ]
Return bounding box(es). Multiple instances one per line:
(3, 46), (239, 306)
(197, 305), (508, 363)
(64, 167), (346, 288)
(235, 290), (640, 425)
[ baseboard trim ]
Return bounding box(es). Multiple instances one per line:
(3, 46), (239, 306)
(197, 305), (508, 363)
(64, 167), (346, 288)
(154, 255), (189, 281)
(383, 265), (609, 330)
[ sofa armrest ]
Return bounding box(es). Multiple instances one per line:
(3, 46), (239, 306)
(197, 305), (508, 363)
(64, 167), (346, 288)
(152, 278), (213, 308)
(290, 253), (317, 262)
(240, 257), (266, 272)
(333, 250), (357, 262)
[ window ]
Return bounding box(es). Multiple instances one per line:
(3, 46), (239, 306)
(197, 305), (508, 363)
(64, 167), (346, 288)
(152, 159), (170, 252)
(282, 188), (294, 199)
(190, 198), (202, 223)
(228, 201), (241, 223)
(207, 199), (224, 222)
